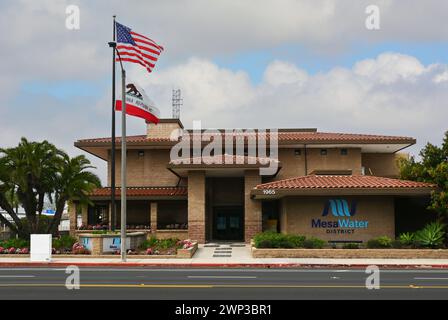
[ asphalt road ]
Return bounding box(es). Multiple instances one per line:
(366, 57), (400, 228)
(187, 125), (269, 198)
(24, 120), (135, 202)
(0, 267), (447, 300)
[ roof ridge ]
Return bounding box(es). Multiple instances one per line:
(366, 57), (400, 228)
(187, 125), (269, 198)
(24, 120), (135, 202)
(256, 174), (436, 189)
(94, 186), (186, 189)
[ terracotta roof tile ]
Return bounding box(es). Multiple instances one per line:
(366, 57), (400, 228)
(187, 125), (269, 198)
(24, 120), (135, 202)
(255, 175), (435, 190)
(76, 131), (415, 145)
(89, 186), (187, 197)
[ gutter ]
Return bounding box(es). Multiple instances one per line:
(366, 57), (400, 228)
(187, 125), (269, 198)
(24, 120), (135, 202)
(167, 167), (183, 187)
(304, 144), (308, 175)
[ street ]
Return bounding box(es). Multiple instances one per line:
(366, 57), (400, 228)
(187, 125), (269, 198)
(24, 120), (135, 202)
(0, 267), (447, 300)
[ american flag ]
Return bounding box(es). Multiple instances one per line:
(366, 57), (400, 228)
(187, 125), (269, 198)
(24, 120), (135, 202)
(115, 22), (164, 74)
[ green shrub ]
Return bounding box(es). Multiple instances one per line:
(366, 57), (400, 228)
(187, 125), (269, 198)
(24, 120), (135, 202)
(253, 232), (306, 248)
(138, 237), (159, 250)
(342, 243), (360, 249)
(0, 238), (29, 249)
(367, 236), (393, 248)
(157, 238), (179, 249)
(138, 237), (180, 250)
(285, 234), (306, 248)
(391, 240), (403, 249)
(254, 232), (279, 248)
(415, 222), (445, 248)
(398, 232), (416, 246)
(52, 235), (77, 250)
(303, 237), (325, 249)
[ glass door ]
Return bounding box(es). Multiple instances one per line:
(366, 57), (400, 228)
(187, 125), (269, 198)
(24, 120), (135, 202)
(213, 206), (244, 241)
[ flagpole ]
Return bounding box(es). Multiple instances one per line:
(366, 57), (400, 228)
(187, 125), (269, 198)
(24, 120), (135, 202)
(112, 20), (127, 262)
(110, 15), (117, 232)
(120, 67), (127, 262)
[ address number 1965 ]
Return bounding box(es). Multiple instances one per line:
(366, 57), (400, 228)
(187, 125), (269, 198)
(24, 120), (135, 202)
(262, 189), (276, 195)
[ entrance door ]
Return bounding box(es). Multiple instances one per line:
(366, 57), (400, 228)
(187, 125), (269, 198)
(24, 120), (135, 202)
(212, 206), (244, 241)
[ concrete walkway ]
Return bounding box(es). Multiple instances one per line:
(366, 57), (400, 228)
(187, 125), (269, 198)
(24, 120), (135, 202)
(1, 244), (448, 268)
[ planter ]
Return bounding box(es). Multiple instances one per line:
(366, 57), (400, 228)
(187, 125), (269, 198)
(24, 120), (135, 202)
(251, 247), (448, 259)
(78, 232), (146, 255)
(0, 241), (198, 259)
(153, 229), (189, 240)
(176, 241), (198, 258)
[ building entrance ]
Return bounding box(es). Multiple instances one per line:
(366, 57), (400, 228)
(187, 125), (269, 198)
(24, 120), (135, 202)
(212, 206), (244, 241)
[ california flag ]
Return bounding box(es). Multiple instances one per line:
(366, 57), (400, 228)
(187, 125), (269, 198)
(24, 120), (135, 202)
(116, 83), (160, 124)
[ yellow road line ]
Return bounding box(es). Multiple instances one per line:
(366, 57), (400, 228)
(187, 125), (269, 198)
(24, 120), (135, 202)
(1, 283), (448, 289)
(0, 283), (212, 288)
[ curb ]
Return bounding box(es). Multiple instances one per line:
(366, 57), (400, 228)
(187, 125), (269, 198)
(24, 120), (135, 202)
(1, 262), (448, 269)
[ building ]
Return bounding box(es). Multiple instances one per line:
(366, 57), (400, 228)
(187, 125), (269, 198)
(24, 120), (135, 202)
(71, 119), (436, 244)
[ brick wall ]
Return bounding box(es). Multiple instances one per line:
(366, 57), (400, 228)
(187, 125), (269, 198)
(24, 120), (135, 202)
(305, 147), (362, 175)
(272, 147), (363, 182)
(361, 153), (405, 178)
(244, 170), (262, 242)
(109, 149), (179, 186)
(147, 120), (182, 139)
(188, 171), (206, 243)
(280, 196), (395, 242)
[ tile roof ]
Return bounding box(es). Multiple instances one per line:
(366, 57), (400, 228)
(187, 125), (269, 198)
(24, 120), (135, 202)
(89, 186), (187, 197)
(255, 175), (436, 190)
(76, 131), (415, 145)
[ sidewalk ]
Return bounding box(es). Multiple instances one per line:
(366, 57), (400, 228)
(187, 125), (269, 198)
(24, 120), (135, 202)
(1, 244), (448, 268)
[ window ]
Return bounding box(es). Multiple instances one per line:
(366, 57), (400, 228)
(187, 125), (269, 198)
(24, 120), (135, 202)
(294, 149), (301, 156)
(320, 149), (327, 156)
(138, 150), (145, 157)
(340, 149), (348, 156)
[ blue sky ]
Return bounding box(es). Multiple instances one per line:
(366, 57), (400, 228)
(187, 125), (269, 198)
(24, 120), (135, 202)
(215, 42), (448, 83)
(20, 41), (448, 99)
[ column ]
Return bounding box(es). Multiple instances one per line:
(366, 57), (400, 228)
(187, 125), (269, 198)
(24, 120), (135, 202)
(188, 170), (206, 243)
(244, 170), (262, 243)
(81, 204), (88, 226)
(150, 202), (158, 233)
(68, 202), (77, 236)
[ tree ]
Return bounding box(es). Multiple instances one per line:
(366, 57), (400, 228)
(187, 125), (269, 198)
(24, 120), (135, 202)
(0, 138), (101, 238)
(398, 131), (448, 222)
(46, 153), (101, 235)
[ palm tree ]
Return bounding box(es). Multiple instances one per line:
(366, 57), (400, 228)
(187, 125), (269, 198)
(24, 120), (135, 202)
(0, 138), (101, 237)
(0, 138), (60, 235)
(0, 157), (25, 236)
(46, 153), (101, 235)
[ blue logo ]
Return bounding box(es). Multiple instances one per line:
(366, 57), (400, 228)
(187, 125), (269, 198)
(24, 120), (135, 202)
(312, 199), (367, 232)
(322, 199), (357, 217)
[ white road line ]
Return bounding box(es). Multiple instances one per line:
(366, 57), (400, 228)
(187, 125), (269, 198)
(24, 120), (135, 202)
(0, 268), (448, 274)
(187, 276), (257, 279)
(0, 275), (35, 278)
(414, 277), (448, 280)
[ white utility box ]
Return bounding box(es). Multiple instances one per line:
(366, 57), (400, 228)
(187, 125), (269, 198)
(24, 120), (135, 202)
(30, 234), (52, 262)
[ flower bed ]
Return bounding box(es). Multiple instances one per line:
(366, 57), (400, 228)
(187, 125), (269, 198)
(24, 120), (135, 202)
(0, 236), (92, 256)
(77, 224), (151, 231)
(135, 238), (197, 258)
(251, 226), (448, 259)
(251, 247), (448, 259)
(0, 238), (30, 255)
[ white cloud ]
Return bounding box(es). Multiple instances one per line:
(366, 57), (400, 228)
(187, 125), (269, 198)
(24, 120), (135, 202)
(433, 70), (448, 83)
(353, 53), (426, 84)
(130, 58), (256, 120)
(262, 61), (308, 87)
(129, 52), (447, 156)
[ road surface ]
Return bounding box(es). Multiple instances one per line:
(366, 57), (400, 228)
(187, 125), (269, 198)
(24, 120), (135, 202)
(0, 267), (447, 300)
